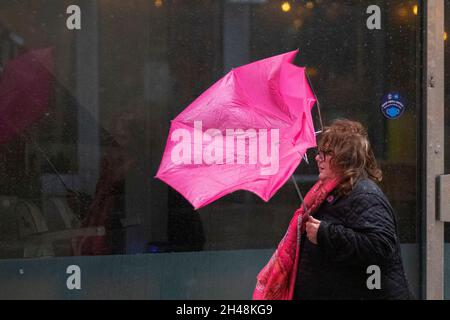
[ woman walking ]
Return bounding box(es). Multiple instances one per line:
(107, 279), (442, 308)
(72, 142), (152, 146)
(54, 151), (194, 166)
(253, 119), (412, 300)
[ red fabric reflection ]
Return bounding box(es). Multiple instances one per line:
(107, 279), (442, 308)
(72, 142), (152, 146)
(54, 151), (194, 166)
(0, 48), (54, 144)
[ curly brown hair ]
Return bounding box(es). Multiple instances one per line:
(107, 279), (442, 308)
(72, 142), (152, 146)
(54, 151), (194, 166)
(318, 119), (382, 196)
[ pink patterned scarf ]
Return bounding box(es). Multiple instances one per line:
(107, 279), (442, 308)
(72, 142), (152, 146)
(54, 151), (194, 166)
(253, 177), (340, 300)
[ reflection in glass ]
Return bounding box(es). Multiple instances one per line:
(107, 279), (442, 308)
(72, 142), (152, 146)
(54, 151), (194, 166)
(0, 1), (419, 270)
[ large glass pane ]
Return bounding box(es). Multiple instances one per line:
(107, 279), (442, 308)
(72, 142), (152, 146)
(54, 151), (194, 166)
(0, 0), (420, 298)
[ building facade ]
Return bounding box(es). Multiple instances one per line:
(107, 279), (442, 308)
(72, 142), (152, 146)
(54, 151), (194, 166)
(0, 0), (448, 299)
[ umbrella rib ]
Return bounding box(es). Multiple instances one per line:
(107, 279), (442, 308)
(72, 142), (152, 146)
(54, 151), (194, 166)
(305, 70), (324, 132)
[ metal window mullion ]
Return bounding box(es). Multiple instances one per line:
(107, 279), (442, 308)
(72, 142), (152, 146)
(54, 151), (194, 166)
(424, 0), (445, 300)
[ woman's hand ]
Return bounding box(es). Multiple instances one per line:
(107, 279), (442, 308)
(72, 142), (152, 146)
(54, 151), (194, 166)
(306, 216), (321, 245)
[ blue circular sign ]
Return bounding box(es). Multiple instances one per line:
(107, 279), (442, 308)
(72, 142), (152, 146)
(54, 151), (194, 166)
(380, 92), (406, 120)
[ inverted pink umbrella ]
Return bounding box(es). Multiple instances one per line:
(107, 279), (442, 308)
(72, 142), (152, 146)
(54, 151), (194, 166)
(156, 50), (318, 210)
(0, 47), (74, 192)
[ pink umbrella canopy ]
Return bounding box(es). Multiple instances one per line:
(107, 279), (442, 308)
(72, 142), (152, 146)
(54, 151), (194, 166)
(0, 48), (54, 145)
(156, 50), (317, 209)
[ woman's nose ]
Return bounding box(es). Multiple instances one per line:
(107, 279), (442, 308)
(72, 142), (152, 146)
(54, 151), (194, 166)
(315, 154), (321, 162)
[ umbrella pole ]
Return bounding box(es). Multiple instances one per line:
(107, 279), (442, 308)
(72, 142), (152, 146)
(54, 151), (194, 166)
(24, 134), (93, 219)
(315, 100), (324, 133)
(295, 72), (323, 212)
(27, 136), (72, 193)
(291, 175), (308, 212)
(5, 119), (73, 194)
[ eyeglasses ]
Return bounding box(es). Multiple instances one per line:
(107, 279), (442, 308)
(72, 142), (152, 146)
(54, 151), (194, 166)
(316, 149), (333, 161)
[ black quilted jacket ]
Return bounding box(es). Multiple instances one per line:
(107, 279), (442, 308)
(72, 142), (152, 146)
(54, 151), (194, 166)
(293, 178), (412, 300)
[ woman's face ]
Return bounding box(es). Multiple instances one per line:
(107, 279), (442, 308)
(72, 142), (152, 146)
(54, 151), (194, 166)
(315, 149), (337, 181)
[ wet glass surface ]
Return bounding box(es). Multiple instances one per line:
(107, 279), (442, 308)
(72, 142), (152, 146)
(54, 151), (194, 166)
(0, 1), (420, 273)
